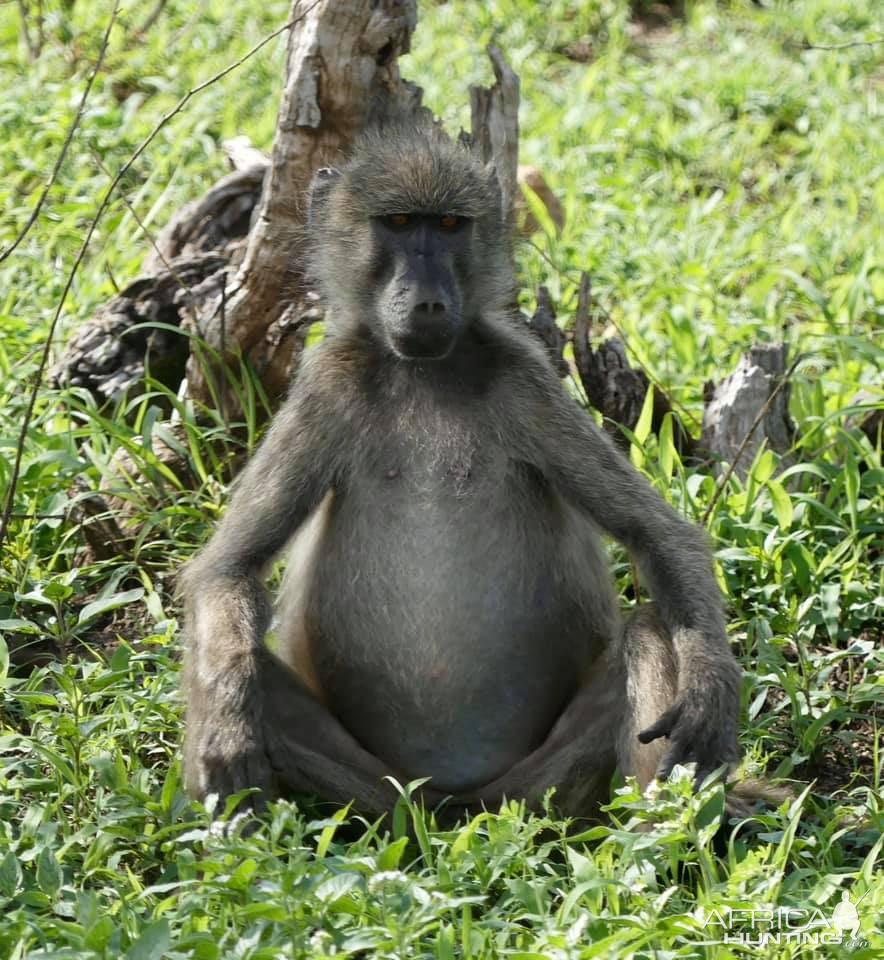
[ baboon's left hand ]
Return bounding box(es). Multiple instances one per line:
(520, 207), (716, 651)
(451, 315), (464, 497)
(638, 681), (739, 788)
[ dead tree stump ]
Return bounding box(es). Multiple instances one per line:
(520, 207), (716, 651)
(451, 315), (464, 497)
(701, 342), (796, 477)
(570, 273), (696, 455)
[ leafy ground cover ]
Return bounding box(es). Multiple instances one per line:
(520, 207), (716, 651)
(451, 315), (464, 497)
(0, 1), (882, 956)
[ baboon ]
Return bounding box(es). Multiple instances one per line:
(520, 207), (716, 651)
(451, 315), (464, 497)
(181, 124), (742, 820)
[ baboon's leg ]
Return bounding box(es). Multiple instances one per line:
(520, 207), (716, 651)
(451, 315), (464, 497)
(465, 605), (677, 818)
(464, 649), (622, 818)
(619, 608), (780, 817)
(616, 604), (678, 787)
(275, 491), (335, 702)
(267, 495), (402, 813)
(257, 649), (402, 817)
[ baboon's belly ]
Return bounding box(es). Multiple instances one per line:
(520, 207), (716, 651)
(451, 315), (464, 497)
(302, 476), (616, 791)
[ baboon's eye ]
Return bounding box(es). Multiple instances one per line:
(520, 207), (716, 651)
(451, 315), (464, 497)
(386, 213), (411, 228)
(440, 215), (462, 230)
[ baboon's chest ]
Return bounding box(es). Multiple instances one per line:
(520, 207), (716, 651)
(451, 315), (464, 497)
(314, 428), (578, 670)
(364, 403), (491, 496)
(333, 399), (555, 583)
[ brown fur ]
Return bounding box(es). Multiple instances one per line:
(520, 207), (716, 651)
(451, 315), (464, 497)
(181, 124), (747, 822)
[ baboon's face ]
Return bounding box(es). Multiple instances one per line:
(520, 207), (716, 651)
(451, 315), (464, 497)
(368, 212), (472, 360)
(308, 129), (512, 353)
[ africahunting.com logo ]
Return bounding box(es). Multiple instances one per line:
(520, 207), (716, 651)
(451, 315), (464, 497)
(701, 889), (871, 948)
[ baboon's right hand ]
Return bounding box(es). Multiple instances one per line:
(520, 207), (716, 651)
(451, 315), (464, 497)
(184, 665), (273, 810)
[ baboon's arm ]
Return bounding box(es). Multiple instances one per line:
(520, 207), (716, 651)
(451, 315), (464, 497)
(180, 362), (343, 801)
(514, 349), (741, 784)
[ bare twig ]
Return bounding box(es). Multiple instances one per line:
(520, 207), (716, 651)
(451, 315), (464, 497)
(8, 513), (67, 520)
(0, 2), (119, 264)
(0, 1), (321, 552)
(787, 36), (883, 51)
(104, 260), (120, 293)
(701, 354), (802, 526)
(16, 0), (38, 60)
(138, 0), (168, 36)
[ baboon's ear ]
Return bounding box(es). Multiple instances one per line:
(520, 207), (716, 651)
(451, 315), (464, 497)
(307, 167), (341, 229)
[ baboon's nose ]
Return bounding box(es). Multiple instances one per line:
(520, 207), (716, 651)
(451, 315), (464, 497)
(393, 300), (456, 358)
(410, 300), (447, 323)
(407, 300), (451, 348)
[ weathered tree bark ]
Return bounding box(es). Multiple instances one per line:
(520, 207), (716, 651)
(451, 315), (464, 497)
(701, 342), (796, 478)
(465, 45), (520, 242)
(48, 252), (229, 401)
(142, 162), (266, 273)
(526, 286), (568, 377)
(48, 161), (265, 400)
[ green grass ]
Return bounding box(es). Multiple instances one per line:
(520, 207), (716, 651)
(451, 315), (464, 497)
(1, 0), (883, 956)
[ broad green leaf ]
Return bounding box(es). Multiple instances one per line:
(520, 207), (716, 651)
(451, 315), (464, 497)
(751, 449), (775, 485)
(316, 804), (351, 858)
(767, 479), (793, 530)
(378, 835), (409, 870)
(36, 847), (62, 897)
(77, 588), (145, 627)
(630, 386), (656, 469)
(315, 871), (360, 904)
(633, 385), (655, 445)
(451, 812), (489, 858)
(820, 583), (841, 640)
(0, 850), (22, 897)
(125, 919), (171, 960)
